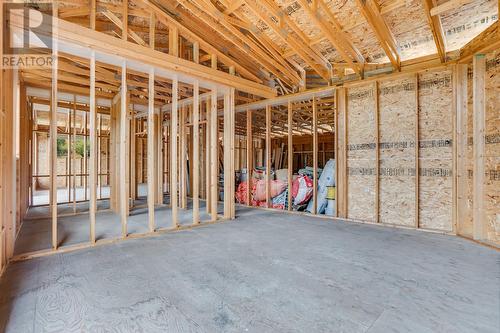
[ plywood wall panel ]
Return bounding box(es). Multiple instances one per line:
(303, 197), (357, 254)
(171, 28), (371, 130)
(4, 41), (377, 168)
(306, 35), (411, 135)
(418, 70), (453, 231)
(378, 77), (416, 226)
(347, 85), (376, 222)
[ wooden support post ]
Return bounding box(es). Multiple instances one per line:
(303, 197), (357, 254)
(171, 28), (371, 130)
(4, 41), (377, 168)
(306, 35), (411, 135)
(50, 4), (59, 249)
(343, 90), (348, 218)
(414, 74), (419, 229)
(169, 26), (178, 57)
(335, 87), (348, 218)
(120, 61), (128, 238)
(472, 54), (485, 240)
(193, 81), (200, 224)
(67, 104), (71, 203)
(230, 89), (235, 218)
(130, 111), (136, 201)
(246, 109), (253, 206)
(98, 114), (102, 200)
(90, 0), (96, 30)
(210, 90), (218, 221)
(149, 11), (155, 49)
(223, 89), (233, 219)
(89, 51), (97, 244)
(180, 107), (187, 209)
(147, 68), (155, 232)
(456, 64), (468, 235)
(170, 77), (179, 228)
(122, 0), (128, 40)
(205, 100), (211, 214)
(193, 42), (199, 64)
(211, 54), (217, 69)
(374, 82), (380, 223)
(287, 101), (293, 211)
(333, 90), (338, 217)
(156, 110), (163, 204)
(72, 97), (76, 212)
(265, 105), (271, 208)
(312, 97), (318, 215)
(84, 112), (88, 201)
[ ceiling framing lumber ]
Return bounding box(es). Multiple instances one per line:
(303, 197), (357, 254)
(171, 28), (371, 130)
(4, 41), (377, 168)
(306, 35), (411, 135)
(430, 0), (475, 16)
(297, 0), (365, 75)
(421, 0), (447, 62)
(139, 0), (266, 83)
(241, 0), (331, 81)
(170, 0), (300, 86)
(354, 0), (400, 71)
(10, 9), (276, 98)
(458, 21), (499, 62)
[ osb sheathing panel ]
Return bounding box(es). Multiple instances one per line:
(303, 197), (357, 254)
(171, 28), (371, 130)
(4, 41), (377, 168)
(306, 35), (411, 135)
(484, 50), (500, 244)
(348, 22), (389, 64)
(378, 77), (416, 226)
(238, 4), (288, 50)
(347, 85), (376, 222)
(417, 69), (453, 231)
(382, 0), (437, 61)
(440, 0), (498, 52)
(279, 0), (322, 40)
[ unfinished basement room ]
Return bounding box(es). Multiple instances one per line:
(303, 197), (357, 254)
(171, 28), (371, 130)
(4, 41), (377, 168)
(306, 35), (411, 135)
(0, 0), (499, 331)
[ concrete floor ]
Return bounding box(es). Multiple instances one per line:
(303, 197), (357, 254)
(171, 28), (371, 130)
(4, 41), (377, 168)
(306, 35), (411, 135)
(1, 209), (499, 332)
(16, 197), (222, 255)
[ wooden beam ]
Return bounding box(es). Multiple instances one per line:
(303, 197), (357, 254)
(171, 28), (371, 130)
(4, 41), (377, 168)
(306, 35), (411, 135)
(193, 80), (200, 224)
(229, 88), (235, 218)
(265, 105), (271, 208)
(205, 99), (211, 214)
(414, 74), (419, 228)
(170, 77), (179, 228)
(374, 81), (380, 223)
(193, 41), (199, 64)
(210, 89), (218, 220)
(138, 0), (263, 83)
(224, 0), (244, 14)
(430, 0), (475, 16)
(149, 11), (155, 49)
(50, 3), (59, 250)
(180, 106), (187, 209)
(147, 68), (155, 232)
(246, 109), (253, 206)
(120, 61), (128, 237)
(89, 51), (97, 244)
(299, 0), (364, 75)
(455, 64), (467, 235)
(169, 26), (178, 57)
(287, 101), (293, 211)
(90, 0), (96, 29)
(334, 90), (338, 217)
(223, 89), (235, 219)
(10, 10), (275, 98)
(312, 97), (318, 214)
(459, 22), (499, 62)
(472, 54), (485, 240)
(422, 0), (446, 62)
(122, 0), (128, 40)
(242, 0), (330, 80)
(354, 0), (400, 71)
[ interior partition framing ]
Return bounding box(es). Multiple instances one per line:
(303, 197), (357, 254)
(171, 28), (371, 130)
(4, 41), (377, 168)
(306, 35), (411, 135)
(1, 7), (255, 261)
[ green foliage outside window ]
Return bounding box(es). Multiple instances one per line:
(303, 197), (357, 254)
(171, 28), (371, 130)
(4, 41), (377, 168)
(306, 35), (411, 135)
(56, 137), (89, 157)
